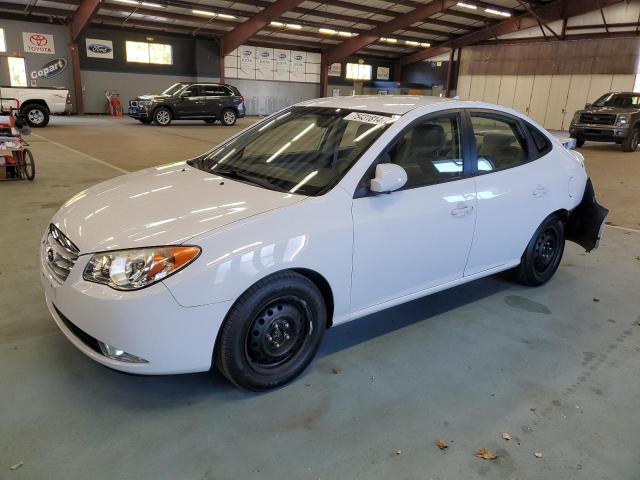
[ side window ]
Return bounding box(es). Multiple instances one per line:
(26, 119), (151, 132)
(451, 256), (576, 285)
(202, 86), (227, 96)
(385, 114), (463, 189)
(182, 85), (202, 97)
(525, 122), (552, 158)
(470, 114), (529, 172)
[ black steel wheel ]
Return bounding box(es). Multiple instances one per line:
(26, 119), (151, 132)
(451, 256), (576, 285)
(622, 128), (639, 152)
(513, 216), (565, 286)
(216, 271), (326, 390)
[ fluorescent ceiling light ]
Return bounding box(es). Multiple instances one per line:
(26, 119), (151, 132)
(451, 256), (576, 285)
(380, 37), (397, 43)
(457, 2), (477, 9)
(141, 2), (164, 7)
(405, 40), (419, 46)
(319, 28), (337, 35)
(270, 21), (284, 27)
(217, 13), (236, 19)
(115, 0), (139, 5)
(485, 8), (511, 17)
(192, 9), (216, 16)
(286, 23), (302, 29)
(420, 42), (431, 47)
(338, 31), (353, 37)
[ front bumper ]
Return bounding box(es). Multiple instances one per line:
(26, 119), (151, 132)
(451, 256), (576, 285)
(570, 124), (629, 142)
(127, 105), (151, 119)
(41, 254), (232, 375)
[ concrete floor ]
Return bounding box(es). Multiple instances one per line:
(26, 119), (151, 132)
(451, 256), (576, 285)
(1, 115), (639, 479)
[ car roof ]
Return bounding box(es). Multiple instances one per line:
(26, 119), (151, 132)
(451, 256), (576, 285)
(295, 95), (459, 115)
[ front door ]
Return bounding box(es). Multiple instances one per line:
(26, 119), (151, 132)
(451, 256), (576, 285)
(174, 85), (205, 117)
(350, 112), (477, 312)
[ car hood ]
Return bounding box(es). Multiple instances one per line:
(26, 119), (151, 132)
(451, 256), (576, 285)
(52, 162), (306, 253)
(136, 94), (170, 101)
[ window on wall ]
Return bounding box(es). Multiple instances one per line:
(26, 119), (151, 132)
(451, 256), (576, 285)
(0, 28), (6, 53)
(8, 57), (27, 87)
(126, 41), (173, 65)
(345, 63), (372, 80)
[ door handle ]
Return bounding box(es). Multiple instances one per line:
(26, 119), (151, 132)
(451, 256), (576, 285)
(532, 185), (548, 197)
(451, 204), (474, 217)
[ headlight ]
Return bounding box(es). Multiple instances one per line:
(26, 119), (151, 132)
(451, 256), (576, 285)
(138, 100), (152, 106)
(572, 112), (581, 125)
(83, 246), (200, 290)
(616, 114), (629, 127)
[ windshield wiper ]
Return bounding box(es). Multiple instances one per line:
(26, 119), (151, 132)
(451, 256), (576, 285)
(214, 168), (285, 192)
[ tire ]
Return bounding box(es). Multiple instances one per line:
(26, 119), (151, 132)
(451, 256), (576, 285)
(22, 104), (49, 128)
(138, 118), (152, 124)
(204, 118), (216, 124)
(621, 128), (639, 152)
(513, 216), (565, 286)
(21, 149), (35, 181)
(221, 109), (237, 126)
(216, 271), (326, 391)
(153, 107), (172, 126)
(575, 138), (585, 148)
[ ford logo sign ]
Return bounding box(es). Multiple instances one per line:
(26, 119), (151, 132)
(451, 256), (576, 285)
(294, 55), (303, 61)
(260, 52), (269, 57)
(30, 58), (67, 80)
(278, 53), (286, 59)
(242, 50), (252, 56)
(88, 43), (112, 54)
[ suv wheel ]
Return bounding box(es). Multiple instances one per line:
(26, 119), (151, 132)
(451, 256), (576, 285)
(622, 128), (639, 152)
(221, 109), (237, 126)
(23, 104), (50, 128)
(153, 107), (172, 126)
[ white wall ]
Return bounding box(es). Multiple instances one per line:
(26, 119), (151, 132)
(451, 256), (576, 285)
(456, 73), (635, 130)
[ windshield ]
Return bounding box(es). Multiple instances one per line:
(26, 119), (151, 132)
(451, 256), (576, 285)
(162, 83), (188, 96)
(189, 107), (396, 196)
(592, 93), (640, 108)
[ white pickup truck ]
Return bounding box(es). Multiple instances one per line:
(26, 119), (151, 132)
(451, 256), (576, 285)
(0, 86), (71, 128)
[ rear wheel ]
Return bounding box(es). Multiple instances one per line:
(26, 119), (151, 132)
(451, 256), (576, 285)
(221, 109), (237, 126)
(621, 128), (639, 152)
(513, 216), (565, 286)
(215, 271), (326, 391)
(22, 104), (50, 128)
(153, 107), (172, 126)
(575, 138), (585, 148)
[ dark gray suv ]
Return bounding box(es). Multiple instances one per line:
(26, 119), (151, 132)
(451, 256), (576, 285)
(128, 82), (246, 126)
(569, 92), (640, 152)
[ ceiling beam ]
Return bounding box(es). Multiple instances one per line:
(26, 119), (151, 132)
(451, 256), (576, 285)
(70, 0), (102, 41)
(324, 0), (459, 64)
(220, 0), (306, 56)
(397, 0), (626, 66)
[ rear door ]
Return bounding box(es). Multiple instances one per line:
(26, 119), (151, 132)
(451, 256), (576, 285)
(464, 110), (560, 276)
(202, 85), (229, 118)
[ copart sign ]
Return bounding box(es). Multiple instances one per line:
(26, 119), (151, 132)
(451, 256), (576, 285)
(31, 58), (67, 80)
(23, 32), (56, 54)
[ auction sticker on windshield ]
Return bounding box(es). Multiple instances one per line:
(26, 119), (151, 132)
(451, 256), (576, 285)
(344, 112), (394, 125)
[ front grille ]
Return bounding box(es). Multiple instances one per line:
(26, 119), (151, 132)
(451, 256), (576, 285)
(580, 113), (616, 125)
(43, 224), (79, 284)
(54, 304), (102, 354)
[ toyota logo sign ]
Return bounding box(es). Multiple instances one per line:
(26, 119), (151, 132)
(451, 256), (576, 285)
(30, 34), (48, 46)
(23, 32), (55, 54)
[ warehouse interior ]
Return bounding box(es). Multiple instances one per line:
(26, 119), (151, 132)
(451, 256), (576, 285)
(1, 1), (640, 479)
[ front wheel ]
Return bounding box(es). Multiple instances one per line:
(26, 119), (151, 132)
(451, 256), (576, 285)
(153, 107), (172, 126)
(215, 271), (326, 391)
(621, 128), (639, 152)
(575, 138), (585, 148)
(513, 216), (565, 286)
(221, 109), (237, 126)
(23, 104), (50, 128)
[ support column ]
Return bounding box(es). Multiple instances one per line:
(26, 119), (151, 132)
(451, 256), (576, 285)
(69, 42), (84, 114)
(445, 48), (455, 98)
(320, 57), (329, 97)
(219, 43), (225, 84)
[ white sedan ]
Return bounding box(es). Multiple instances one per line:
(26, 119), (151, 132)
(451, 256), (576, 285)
(41, 96), (607, 390)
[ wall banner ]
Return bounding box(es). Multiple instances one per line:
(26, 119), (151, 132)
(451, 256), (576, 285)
(238, 46), (256, 79)
(256, 47), (274, 80)
(274, 49), (290, 81)
(377, 66), (390, 81)
(290, 51), (306, 82)
(329, 63), (342, 77)
(23, 32), (55, 54)
(86, 39), (114, 59)
(30, 58), (67, 80)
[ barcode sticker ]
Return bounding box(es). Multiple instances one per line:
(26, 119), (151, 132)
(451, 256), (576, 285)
(344, 112), (393, 125)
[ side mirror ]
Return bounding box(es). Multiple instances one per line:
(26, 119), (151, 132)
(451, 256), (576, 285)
(584, 103), (592, 109)
(370, 163), (407, 193)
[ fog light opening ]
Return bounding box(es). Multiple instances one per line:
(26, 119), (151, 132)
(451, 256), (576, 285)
(98, 341), (149, 363)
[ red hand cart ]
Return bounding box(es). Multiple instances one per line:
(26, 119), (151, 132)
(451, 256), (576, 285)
(0, 98), (35, 181)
